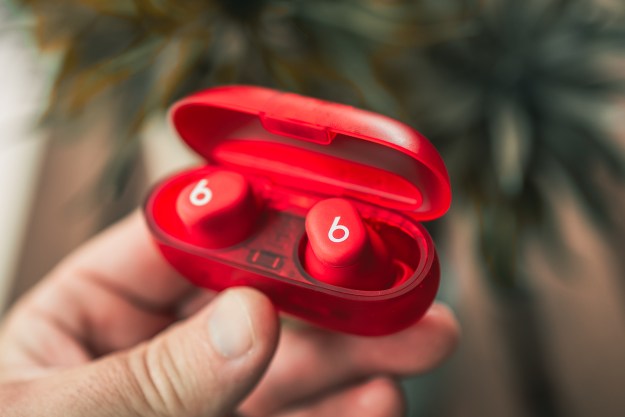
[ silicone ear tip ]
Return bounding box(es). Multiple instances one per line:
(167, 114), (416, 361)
(177, 170), (258, 248)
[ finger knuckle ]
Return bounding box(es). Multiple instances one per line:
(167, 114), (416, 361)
(362, 377), (406, 417)
(124, 337), (199, 416)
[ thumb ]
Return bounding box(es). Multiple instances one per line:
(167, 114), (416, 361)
(25, 288), (280, 417)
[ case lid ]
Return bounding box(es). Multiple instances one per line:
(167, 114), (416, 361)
(170, 85), (451, 220)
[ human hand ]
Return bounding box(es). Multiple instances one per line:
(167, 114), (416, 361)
(0, 212), (459, 417)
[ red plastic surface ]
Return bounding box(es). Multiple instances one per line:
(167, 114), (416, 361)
(176, 170), (258, 248)
(144, 85), (450, 336)
(304, 198), (393, 291)
(170, 85), (451, 220)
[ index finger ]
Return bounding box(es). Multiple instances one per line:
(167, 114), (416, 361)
(2, 211), (196, 365)
(239, 303), (460, 416)
(55, 211), (193, 310)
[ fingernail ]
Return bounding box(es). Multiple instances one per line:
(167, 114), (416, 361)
(208, 291), (254, 358)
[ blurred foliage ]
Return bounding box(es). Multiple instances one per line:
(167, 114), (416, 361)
(378, 0), (625, 287)
(14, 0), (625, 288)
(13, 0), (462, 195)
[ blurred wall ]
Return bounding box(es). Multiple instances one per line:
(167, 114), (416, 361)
(0, 6), (46, 312)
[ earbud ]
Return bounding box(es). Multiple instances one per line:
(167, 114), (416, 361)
(304, 198), (394, 290)
(177, 170), (259, 248)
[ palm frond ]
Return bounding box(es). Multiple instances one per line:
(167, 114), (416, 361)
(377, 0), (625, 285)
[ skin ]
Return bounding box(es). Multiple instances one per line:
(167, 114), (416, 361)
(0, 212), (459, 417)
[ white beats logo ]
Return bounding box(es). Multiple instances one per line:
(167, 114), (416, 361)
(328, 216), (350, 243)
(189, 179), (213, 206)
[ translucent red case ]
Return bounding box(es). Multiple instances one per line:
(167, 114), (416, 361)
(144, 86), (451, 336)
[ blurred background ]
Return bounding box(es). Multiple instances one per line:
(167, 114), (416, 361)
(2, 0), (625, 416)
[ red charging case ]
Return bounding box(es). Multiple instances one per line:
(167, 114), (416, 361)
(144, 85), (451, 336)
